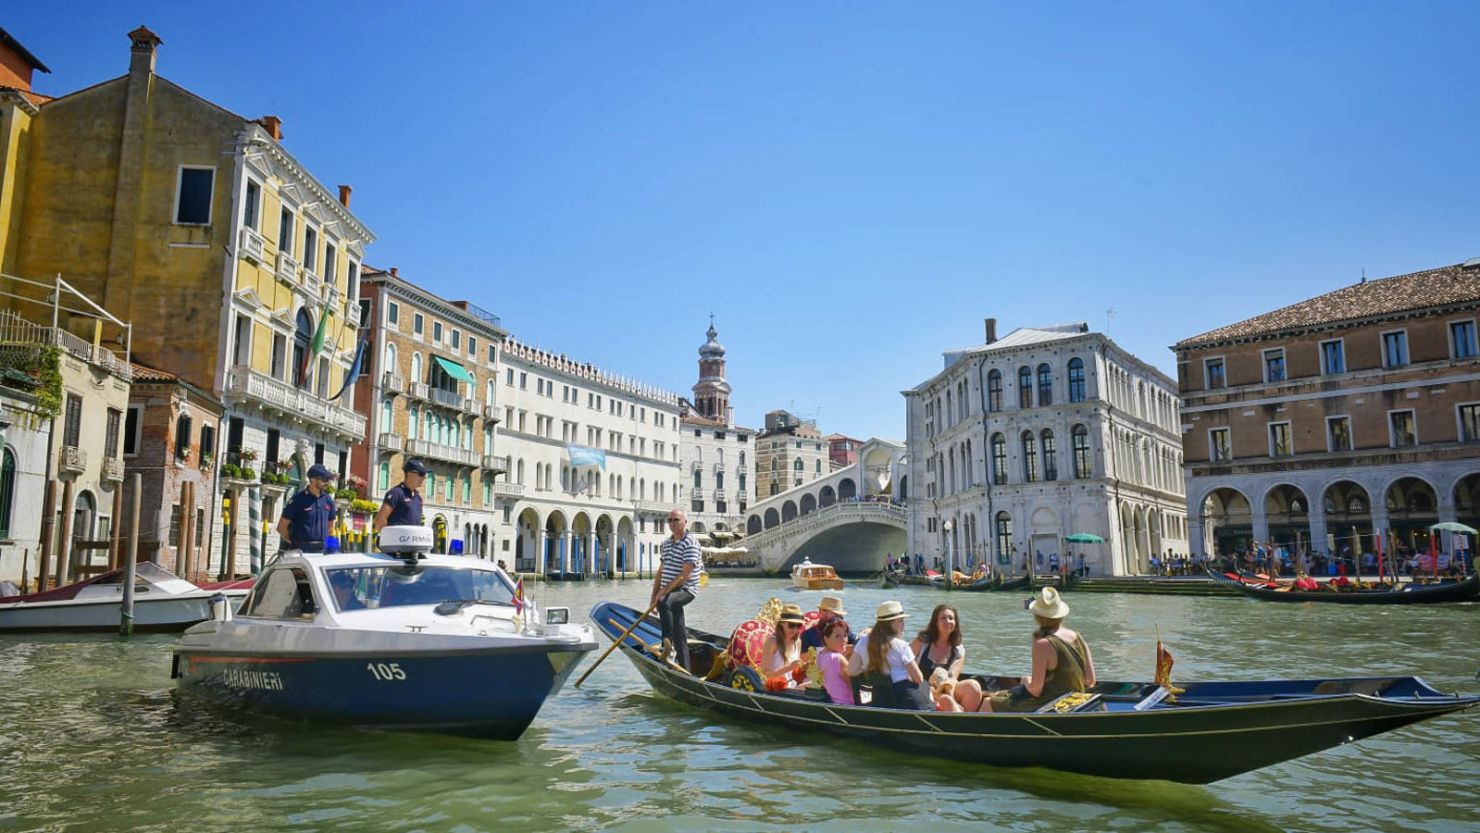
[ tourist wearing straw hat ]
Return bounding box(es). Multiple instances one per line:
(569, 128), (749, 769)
(800, 595), (854, 652)
(760, 603), (811, 689)
(847, 600), (932, 710)
(980, 587), (1096, 713)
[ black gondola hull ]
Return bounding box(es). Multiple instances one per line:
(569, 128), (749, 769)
(1208, 568), (1480, 604)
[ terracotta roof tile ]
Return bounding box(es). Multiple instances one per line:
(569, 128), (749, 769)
(1175, 262), (1480, 349)
(128, 362), (177, 382)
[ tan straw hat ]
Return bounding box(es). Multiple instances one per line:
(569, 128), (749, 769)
(818, 595), (847, 616)
(778, 603), (807, 624)
(875, 600), (906, 621)
(1028, 587), (1070, 619)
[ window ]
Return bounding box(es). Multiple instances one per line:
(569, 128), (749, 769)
(174, 167), (214, 224)
(468, 336), (476, 357)
(388, 302), (399, 326)
(433, 322), (443, 343)
(1327, 415), (1352, 452)
(123, 406), (141, 455)
(245, 567), (317, 619)
(0, 448), (14, 538)
(63, 394), (83, 448)
(1021, 431), (1038, 482)
(278, 207), (295, 255)
(1389, 410), (1416, 447)
(1262, 348), (1286, 383)
(1382, 331), (1408, 368)
(1037, 363), (1053, 406)
(1041, 430), (1057, 481)
(1210, 428), (1231, 462)
(1452, 321), (1478, 359)
(199, 423), (215, 462)
(174, 413), (192, 460)
(265, 428), (279, 464)
(1319, 340), (1345, 375)
(986, 370), (1002, 411)
(1268, 422), (1292, 457)
(995, 512), (1013, 563)
(413, 313), (425, 336)
(1018, 367), (1033, 408)
(991, 433), (1007, 485)
(1068, 358), (1087, 401)
(233, 315), (251, 366)
(302, 225), (318, 275)
(1071, 424), (1091, 478)
(1459, 404), (1480, 443)
(270, 334), (286, 380)
(243, 179), (261, 230)
(323, 240), (338, 285)
(1204, 357), (1225, 390)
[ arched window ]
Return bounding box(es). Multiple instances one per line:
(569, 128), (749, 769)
(1072, 424), (1091, 478)
(381, 399), (393, 432)
(1018, 367), (1033, 409)
(815, 459), (822, 473)
(945, 390), (953, 426)
(408, 406), (419, 440)
(411, 353), (422, 385)
(0, 448), (15, 538)
(516, 459), (525, 484)
(384, 342), (397, 375)
(1041, 429), (1057, 481)
(378, 459), (390, 491)
(793, 459), (804, 471)
(1021, 430), (1038, 482)
(995, 511), (1013, 562)
(486, 379), (495, 406)
(1037, 363), (1053, 406)
(991, 433), (1007, 485)
(987, 369), (1003, 412)
(292, 308), (313, 386)
(1068, 357), (1086, 402)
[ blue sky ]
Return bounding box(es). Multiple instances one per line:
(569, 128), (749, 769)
(9, 2), (1480, 440)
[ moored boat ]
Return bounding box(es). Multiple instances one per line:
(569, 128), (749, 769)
(173, 527), (597, 739)
(1208, 560), (1479, 605)
(791, 560), (845, 590)
(0, 563), (220, 633)
(588, 599), (1480, 783)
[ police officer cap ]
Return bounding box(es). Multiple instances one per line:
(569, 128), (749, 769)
(306, 463), (337, 480)
(403, 458), (429, 475)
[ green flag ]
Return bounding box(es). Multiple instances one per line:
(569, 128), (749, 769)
(310, 304), (330, 355)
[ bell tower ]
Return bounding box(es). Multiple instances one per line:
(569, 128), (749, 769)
(692, 315), (731, 421)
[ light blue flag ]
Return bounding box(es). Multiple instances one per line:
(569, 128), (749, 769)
(566, 445), (606, 469)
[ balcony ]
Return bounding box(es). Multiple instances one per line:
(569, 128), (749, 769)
(60, 446), (87, 476)
(275, 251), (299, 283)
(379, 432), (404, 452)
(462, 398), (479, 414)
(482, 454), (509, 473)
(238, 227), (265, 263)
(429, 387), (462, 409)
(713, 489), (726, 502)
(636, 499), (671, 514)
(481, 402), (499, 422)
(494, 481), (525, 497)
(410, 381), (430, 400)
(346, 299), (362, 327)
(224, 365), (367, 441)
(323, 283), (341, 311)
(102, 457), (125, 482)
(382, 372), (404, 394)
(713, 462), (726, 473)
(406, 438), (476, 467)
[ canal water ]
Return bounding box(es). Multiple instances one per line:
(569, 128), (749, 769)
(2, 579), (1476, 832)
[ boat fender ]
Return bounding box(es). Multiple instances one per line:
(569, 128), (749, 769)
(210, 592), (233, 623)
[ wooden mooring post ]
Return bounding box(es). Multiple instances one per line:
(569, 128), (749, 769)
(120, 473), (141, 637)
(36, 481), (55, 591)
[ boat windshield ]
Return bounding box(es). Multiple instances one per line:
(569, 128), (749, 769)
(323, 566), (516, 612)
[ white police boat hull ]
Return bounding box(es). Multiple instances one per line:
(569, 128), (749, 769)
(172, 534), (596, 739)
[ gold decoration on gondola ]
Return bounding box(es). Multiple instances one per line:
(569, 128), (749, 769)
(1051, 692), (1097, 713)
(802, 647), (824, 687)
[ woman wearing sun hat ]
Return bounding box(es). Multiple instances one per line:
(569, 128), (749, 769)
(848, 600), (932, 710)
(760, 603), (811, 689)
(980, 587), (1096, 713)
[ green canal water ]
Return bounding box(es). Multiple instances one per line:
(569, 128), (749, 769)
(2, 579), (1477, 833)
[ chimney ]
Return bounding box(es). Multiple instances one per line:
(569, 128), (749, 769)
(389, 267), (399, 278)
(984, 317), (998, 345)
(338, 185), (352, 208)
(127, 25), (162, 75)
(259, 115), (282, 141)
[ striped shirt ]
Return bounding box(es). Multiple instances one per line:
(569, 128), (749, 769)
(659, 533), (703, 595)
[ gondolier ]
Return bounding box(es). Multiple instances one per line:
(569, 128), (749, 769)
(277, 464), (338, 553)
(651, 509), (702, 670)
(375, 458), (427, 531)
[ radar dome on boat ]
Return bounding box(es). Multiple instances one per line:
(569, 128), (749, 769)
(379, 525), (435, 554)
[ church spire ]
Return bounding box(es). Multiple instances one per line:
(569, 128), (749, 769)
(692, 317), (731, 420)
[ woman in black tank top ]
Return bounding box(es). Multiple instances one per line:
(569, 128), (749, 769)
(909, 604), (984, 711)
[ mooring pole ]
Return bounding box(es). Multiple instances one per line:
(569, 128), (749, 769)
(120, 473), (141, 637)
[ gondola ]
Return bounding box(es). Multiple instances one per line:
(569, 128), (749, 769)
(588, 600), (1479, 783)
(1207, 560), (1480, 605)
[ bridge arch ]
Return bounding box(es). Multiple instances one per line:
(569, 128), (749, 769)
(747, 514), (762, 535)
(782, 500), (798, 522)
(820, 485), (836, 507)
(800, 493), (817, 515)
(764, 508), (780, 529)
(838, 478), (857, 501)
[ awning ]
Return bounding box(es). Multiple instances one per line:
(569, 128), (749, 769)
(432, 355), (475, 384)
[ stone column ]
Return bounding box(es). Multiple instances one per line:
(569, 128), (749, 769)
(1251, 505), (1269, 548)
(1187, 516), (1207, 559)
(534, 527), (546, 577)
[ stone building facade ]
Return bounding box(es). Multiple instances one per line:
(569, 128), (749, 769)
(905, 320), (1186, 576)
(679, 320), (754, 537)
(755, 410), (829, 498)
(1175, 259), (1480, 561)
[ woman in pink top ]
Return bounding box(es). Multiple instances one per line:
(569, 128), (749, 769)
(817, 618), (855, 705)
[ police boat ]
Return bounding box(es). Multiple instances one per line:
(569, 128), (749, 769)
(172, 526), (596, 739)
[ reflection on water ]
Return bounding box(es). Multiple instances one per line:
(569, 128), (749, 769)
(0, 581), (1475, 832)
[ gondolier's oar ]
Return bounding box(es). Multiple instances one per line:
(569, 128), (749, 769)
(575, 599), (660, 688)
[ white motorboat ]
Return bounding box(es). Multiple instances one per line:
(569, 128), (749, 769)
(0, 562), (223, 633)
(172, 526), (598, 739)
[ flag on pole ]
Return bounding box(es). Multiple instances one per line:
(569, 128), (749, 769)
(297, 305), (331, 387)
(330, 336), (368, 401)
(512, 576), (525, 615)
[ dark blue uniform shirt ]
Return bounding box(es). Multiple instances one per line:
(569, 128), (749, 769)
(381, 483), (423, 526)
(280, 487), (337, 550)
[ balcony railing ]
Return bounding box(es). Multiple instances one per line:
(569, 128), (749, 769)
(60, 446), (87, 476)
(379, 432), (404, 452)
(482, 454), (509, 472)
(462, 398), (479, 414)
(275, 251), (299, 283)
(224, 365), (367, 441)
(405, 438), (476, 467)
(238, 227), (265, 263)
(429, 388), (461, 409)
(494, 481), (525, 497)
(481, 402), (499, 422)
(102, 457), (125, 482)
(410, 382), (429, 400)
(382, 372), (404, 393)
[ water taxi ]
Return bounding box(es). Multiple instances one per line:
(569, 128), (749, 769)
(791, 559), (844, 590)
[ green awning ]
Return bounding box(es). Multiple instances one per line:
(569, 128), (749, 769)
(432, 355), (475, 384)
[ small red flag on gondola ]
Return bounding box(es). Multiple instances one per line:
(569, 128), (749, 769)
(512, 577), (525, 615)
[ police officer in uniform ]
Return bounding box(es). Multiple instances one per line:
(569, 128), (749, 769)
(374, 458), (427, 531)
(276, 464), (339, 552)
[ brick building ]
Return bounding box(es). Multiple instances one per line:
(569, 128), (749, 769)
(1175, 259), (1480, 560)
